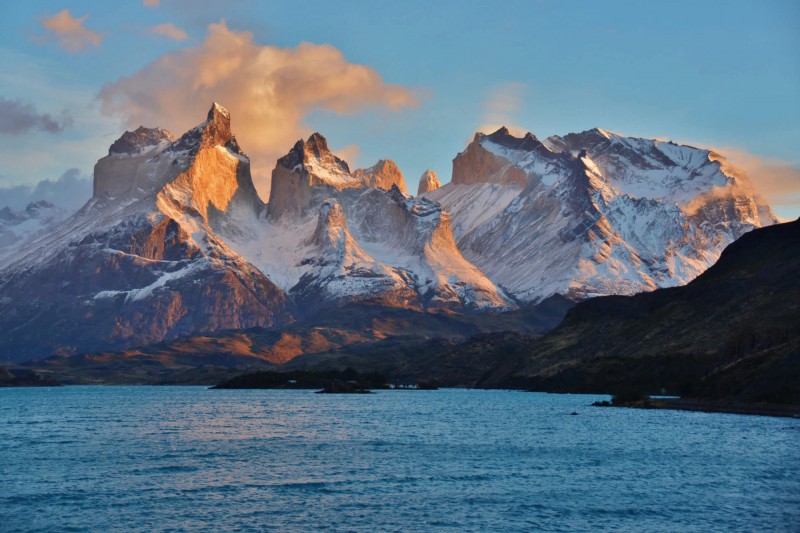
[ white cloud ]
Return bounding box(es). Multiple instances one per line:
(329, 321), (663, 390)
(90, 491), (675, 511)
(478, 82), (529, 136)
(711, 146), (800, 220)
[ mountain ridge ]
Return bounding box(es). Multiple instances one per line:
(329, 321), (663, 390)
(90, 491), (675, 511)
(425, 126), (777, 302)
(0, 106), (780, 364)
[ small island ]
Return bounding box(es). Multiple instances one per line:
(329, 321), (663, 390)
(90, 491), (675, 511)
(315, 380), (373, 394)
(211, 368), (387, 392)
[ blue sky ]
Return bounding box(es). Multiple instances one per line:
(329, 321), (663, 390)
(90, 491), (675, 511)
(1, 1), (798, 218)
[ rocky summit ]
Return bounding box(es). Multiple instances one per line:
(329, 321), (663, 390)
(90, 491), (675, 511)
(424, 127), (777, 302)
(232, 130), (513, 314)
(417, 169), (442, 195)
(0, 104), (779, 363)
(0, 104), (289, 361)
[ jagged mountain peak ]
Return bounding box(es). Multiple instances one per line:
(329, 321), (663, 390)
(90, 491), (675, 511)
(477, 127), (542, 151)
(429, 125), (778, 303)
(279, 133), (351, 175)
(208, 101), (230, 120)
(418, 169), (441, 195)
(269, 134), (412, 218)
(92, 103), (261, 229)
(303, 132), (350, 173)
(166, 102), (239, 156)
(353, 159), (407, 193)
(305, 131), (331, 154)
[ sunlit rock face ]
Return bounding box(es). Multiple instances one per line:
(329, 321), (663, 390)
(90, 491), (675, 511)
(0, 103), (781, 363)
(417, 170), (441, 195)
(353, 159), (407, 194)
(427, 127), (778, 302)
(241, 132), (513, 315)
(0, 103), (290, 362)
(267, 136), (406, 218)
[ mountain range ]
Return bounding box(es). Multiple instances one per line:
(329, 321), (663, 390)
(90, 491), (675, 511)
(0, 103), (778, 363)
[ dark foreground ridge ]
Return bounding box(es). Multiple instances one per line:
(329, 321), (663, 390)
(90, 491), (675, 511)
(593, 394), (800, 419)
(0, 367), (61, 387)
(476, 218), (800, 405)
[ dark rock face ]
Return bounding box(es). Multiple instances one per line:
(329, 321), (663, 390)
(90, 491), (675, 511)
(109, 126), (174, 155)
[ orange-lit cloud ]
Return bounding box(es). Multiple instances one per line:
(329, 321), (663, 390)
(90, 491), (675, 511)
(143, 0), (160, 7)
(333, 144), (360, 168)
(41, 9), (103, 53)
(150, 23), (188, 41)
(99, 21), (418, 197)
(477, 82), (529, 137)
(711, 147), (800, 220)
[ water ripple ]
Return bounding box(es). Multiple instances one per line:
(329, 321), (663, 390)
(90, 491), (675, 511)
(1, 387), (798, 532)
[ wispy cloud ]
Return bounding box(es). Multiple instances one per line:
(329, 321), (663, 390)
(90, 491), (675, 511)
(150, 23), (188, 41)
(40, 9), (103, 53)
(143, 0), (160, 7)
(0, 97), (72, 135)
(478, 82), (529, 137)
(99, 20), (419, 196)
(711, 146), (800, 220)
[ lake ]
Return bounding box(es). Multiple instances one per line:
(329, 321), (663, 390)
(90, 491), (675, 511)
(1, 387), (798, 532)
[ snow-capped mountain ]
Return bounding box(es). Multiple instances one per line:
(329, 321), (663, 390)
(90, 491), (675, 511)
(424, 127), (778, 301)
(0, 104), (290, 361)
(0, 201), (68, 261)
(0, 105), (511, 362)
(224, 132), (512, 313)
(0, 102), (780, 362)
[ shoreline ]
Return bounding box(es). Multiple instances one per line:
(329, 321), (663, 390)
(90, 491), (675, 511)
(596, 397), (800, 419)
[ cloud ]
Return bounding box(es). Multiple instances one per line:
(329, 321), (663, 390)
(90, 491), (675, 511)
(477, 82), (529, 137)
(143, 0), (160, 6)
(333, 144), (360, 168)
(98, 20), (419, 197)
(40, 9), (103, 52)
(0, 97), (73, 135)
(711, 147), (800, 219)
(0, 169), (92, 212)
(150, 23), (188, 41)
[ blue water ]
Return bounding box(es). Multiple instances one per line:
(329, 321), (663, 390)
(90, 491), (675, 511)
(1, 387), (798, 532)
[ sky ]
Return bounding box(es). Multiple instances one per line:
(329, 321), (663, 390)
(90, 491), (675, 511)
(0, 1), (798, 218)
